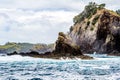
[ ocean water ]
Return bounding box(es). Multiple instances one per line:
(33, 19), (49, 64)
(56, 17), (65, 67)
(0, 54), (120, 80)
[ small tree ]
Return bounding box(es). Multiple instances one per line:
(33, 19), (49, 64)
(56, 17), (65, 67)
(87, 21), (90, 26)
(73, 2), (98, 24)
(73, 2), (106, 24)
(98, 4), (106, 9)
(92, 15), (100, 25)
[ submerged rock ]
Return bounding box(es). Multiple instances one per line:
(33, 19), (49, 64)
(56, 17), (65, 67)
(7, 51), (18, 56)
(30, 78), (43, 80)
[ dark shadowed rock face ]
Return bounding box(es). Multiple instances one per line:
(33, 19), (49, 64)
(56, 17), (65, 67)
(97, 11), (120, 53)
(54, 32), (82, 56)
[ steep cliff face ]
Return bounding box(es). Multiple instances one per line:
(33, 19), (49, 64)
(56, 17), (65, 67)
(69, 9), (120, 54)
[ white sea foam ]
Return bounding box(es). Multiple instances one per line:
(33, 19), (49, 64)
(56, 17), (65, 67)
(0, 54), (120, 80)
(0, 55), (35, 62)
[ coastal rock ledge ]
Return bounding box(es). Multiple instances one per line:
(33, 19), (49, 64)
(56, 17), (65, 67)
(7, 32), (93, 59)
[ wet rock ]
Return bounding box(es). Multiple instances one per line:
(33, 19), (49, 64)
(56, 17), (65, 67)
(30, 78), (43, 80)
(7, 51), (18, 56)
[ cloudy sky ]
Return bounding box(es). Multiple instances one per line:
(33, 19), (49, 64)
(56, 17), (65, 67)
(0, 0), (119, 44)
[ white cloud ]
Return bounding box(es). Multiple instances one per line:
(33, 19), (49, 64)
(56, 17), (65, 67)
(0, 9), (77, 44)
(0, 0), (85, 12)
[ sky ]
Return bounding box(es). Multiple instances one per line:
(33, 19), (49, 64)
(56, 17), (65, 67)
(0, 0), (119, 45)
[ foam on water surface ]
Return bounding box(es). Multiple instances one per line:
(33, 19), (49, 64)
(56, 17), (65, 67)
(0, 54), (120, 80)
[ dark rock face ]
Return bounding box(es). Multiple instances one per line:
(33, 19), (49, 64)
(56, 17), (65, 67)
(96, 11), (120, 53)
(54, 32), (82, 56)
(7, 51), (18, 56)
(69, 10), (120, 54)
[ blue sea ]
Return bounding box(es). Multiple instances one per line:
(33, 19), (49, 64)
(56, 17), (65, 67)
(0, 54), (120, 80)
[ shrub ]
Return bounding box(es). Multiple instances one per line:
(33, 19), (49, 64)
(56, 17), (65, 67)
(98, 4), (106, 10)
(73, 13), (84, 24)
(87, 21), (90, 26)
(59, 32), (66, 38)
(73, 2), (98, 24)
(88, 14), (92, 19)
(73, 2), (106, 24)
(92, 15), (100, 25)
(93, 8), (97, 15)
(84, 2), (98, 18)
(90, 27), (94, 31)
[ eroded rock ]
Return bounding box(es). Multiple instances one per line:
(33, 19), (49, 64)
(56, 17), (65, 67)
(54, 32), (82, 56)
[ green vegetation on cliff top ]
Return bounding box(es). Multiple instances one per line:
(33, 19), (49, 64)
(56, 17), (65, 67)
(73, 2), (105, 24)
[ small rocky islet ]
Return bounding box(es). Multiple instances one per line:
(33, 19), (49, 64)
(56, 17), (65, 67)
(7, 2), (120, 59)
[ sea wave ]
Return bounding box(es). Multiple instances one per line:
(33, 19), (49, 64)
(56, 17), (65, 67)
(0, 54), (120, 80)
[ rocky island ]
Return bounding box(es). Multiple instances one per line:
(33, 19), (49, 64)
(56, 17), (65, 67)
(68, 2), (120, 55)
(7, 2), (120, 58)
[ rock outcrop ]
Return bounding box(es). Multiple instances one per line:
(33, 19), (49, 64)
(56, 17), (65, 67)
(53, 32), (82, 56)
(68, 6), (120, 54)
